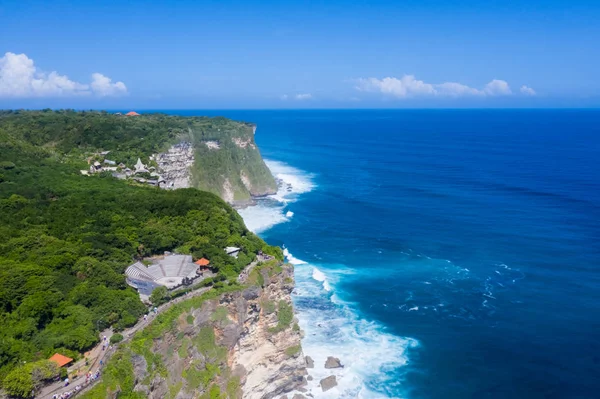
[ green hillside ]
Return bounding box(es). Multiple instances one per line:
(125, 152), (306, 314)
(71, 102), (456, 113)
(0, 110), (282, 392)
(0, 110), (277, 203)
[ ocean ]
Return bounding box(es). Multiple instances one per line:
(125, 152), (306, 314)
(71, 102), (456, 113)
(167, 109), (600, 399)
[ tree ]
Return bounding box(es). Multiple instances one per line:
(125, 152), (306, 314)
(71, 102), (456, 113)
(149, 286), (169, 306)
(2, 360), (59, 398)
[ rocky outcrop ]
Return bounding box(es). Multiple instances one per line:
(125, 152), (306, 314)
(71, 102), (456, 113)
(153, 141), (194, 189)
(305, 356), (314, 368)
(324, 356), (343, 369)
(320, 375), (337, 392)
(130, 263), (306, 399)
(233, 264), (307, 398)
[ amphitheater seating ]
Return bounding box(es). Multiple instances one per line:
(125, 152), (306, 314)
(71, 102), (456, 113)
(125, 255), (199, 291)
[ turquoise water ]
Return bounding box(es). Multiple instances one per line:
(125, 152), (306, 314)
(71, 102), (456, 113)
(168, 110), (600, 398)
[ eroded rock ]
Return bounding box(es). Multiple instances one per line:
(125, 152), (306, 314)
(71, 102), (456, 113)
(305, 356), (314, 368)
(324, 356), (343, 369)
(320, 375), (338, 392)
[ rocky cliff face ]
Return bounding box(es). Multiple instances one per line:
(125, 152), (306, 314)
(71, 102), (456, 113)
(188, 119), (277, 206)
(153, 141), (195, 189)
(130, 264), (307, 399)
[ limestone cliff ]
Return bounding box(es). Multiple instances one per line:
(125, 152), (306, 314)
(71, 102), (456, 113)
(188, 118), (277, 206)
(83, 263), (307, 399)
(150, 118), (277, 205)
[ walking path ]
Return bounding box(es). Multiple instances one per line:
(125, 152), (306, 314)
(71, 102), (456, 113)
(37, 256), (264, 399)
(37, 286), (212, 399)
(238, 254), (274, 284)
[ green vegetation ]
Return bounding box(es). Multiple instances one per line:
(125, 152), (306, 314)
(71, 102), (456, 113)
(2, 360), (59, 398)
(150, 286), (169, 306)
(226, 376), (241, 399)
(78, 350), (142, 399)
(81, 286), (240, 399)
(247, 259), (285, 288)
(284, 344), (302, 357)
(189, 117), (277, 202)
(186, 314), (195, 325)
(269, 300), (294, 333)
(110, 333), (124, 344)
(0, 111), (282, 389)
(178, 337), (191, 358)
(0, 109), (276, 202)
(182, 361), (220, 391)
(262, 299), (276, 314)
(210, 306), (229, 324)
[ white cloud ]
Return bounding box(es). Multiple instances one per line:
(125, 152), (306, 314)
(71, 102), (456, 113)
(355, 75), (515, 98)
(280, 93), (312, 100)
(0, 52), (127, 98)
(520, 85), (536, 96)
(90, 73), (127, 97)
(484, 79), (512, 96)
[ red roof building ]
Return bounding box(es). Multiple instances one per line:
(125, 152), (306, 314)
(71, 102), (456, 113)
(49, 353), (73, 368)
(195, 258), (210, 267)
(126, 111), (140, 116)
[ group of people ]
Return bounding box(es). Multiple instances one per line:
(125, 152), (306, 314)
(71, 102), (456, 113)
(85, 370), (101, 385)
(51, 384), (82, 399)
(143, 307), (159, 322)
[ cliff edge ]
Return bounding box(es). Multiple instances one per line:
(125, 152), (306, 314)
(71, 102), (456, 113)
(81, 263), (307, 399)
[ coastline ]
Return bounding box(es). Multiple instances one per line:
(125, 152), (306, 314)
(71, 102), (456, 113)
(237, 159), (416, 398)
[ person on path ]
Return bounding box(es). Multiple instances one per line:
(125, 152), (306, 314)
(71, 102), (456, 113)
(144, 314), (148, 321)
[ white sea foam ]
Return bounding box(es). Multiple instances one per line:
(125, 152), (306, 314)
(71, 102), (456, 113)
(237, 159), (315, 233)
(265, 159), (316, 201)
(311, 267), (332, 291)
(283, 247), (307, 265)
(237, 203), (289, 233)
(288, 250), (417, 399)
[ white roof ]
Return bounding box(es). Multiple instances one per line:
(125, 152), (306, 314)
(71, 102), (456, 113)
(134, 158), (146, 171)
(225, 246), (241, 253)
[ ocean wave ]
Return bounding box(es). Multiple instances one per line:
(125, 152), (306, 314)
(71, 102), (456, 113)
(238, 159), (315, 233)
(287, 250), (417, 399)
(283, 247), (307, 265)
(312, 267), (332, 291)
(265, 159), (316, 201)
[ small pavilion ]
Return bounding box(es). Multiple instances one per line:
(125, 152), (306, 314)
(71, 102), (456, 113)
(195, 258), (211, 272)
(49, 353), (73, 368)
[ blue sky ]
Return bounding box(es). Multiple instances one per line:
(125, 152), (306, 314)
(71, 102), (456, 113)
(1, 0), (599, 108)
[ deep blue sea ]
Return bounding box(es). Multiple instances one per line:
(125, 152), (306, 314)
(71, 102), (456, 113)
(166, 109), (600, 398)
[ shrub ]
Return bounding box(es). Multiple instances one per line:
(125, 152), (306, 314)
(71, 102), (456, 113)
(110, 333), (124, 344)
(150, 286), (169, 306)
(285, 345), (301, 357)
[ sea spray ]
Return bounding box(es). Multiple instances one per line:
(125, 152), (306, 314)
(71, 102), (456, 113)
(290, 250), (417, 398)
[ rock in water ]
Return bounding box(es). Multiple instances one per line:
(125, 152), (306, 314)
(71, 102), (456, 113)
(324, 356), (343, 368)
(320, 375), (338, 392)
(305, 355), (314, 368)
